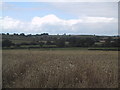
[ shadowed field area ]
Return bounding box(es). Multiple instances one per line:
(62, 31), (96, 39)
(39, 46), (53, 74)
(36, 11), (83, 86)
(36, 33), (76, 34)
(2, 49), (118, 88)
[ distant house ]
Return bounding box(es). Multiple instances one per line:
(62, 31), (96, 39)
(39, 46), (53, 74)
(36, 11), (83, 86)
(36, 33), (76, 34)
(99, 36), (119, 43)
(99, 40), (106, 43)
(112, 37), (119, 40)
(99, 37), (108, 43)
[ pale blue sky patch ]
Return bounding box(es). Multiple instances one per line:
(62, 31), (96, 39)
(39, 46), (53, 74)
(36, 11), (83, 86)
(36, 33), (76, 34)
(3, 0), (120, 2)
(2, 2), (77, 20)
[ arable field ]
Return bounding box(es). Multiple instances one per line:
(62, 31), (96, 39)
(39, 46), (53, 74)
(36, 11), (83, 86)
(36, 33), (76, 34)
(2, 49), (118, 88)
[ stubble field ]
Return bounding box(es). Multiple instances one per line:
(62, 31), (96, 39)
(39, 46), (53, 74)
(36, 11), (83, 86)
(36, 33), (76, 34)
(2, 49), (118, 88)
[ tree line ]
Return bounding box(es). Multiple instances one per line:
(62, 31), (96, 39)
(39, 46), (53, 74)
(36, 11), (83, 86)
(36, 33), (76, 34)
(1, 33), (49, 36)
(2, 36), (120, 48)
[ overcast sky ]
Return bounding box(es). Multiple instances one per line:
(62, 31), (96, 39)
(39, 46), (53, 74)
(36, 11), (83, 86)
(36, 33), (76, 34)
(0, 2), (118, 35)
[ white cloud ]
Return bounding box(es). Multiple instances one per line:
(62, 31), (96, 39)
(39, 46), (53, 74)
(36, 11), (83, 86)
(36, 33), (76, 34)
(32, 15), (61, 25)
(81, 17), (117, 23)
(1, 14), (118, 35)
(1, 16), (27, 33)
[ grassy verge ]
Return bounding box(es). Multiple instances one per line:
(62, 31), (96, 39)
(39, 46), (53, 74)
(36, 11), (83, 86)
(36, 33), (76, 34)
(2, 47), (119, 51)
(2, 47), (88, 51)
(88, 47), (119, 51)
